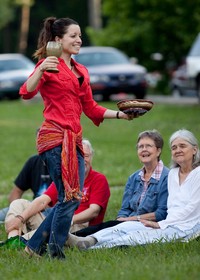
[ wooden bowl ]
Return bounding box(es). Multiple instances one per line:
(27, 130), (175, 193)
(117, 99), (154, 116)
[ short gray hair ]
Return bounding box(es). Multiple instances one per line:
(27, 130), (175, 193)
(169, 129), (200, 168)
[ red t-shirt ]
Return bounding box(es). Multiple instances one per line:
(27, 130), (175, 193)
(44, 168), (110, 225)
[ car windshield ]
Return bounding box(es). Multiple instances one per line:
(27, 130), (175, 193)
(0, 58), (33, 72)
(75, 51), (130, 67)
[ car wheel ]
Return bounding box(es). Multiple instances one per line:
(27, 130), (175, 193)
(102, 94), (111, 102)
(172, 87), (182, 97)
(134, 89), (146, 99)
(6, 92), (20, 100)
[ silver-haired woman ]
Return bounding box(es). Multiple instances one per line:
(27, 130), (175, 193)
(68, 129), (200, 249)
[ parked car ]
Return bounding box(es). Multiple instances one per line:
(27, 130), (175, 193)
(186, 33), (200, 101)
(0, 53), (35, 100)
(73, 46), (147, 101)
(169, 63), (197, 97)
(170, 64), (195, 96)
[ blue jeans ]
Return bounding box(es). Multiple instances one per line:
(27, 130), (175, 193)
(25, 145), (84, 259)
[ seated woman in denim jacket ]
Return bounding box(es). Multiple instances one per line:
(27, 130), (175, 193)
(70, 129), (169, 238)
(68, 129), (200, 249)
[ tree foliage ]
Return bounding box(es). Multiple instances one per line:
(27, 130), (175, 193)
(87, 0), (200, 71)
(1, 0), (200, 75)
(0, 0), (15, 29)
(0, 0), (89, 57)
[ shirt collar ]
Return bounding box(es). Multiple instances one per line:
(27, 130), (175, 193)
(139, 160), (164, 181)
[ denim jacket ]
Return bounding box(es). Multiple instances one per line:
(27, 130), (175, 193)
(117, 166), (169, 221)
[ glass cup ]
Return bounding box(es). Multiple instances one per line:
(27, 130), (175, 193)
(46, 41), (62, 73)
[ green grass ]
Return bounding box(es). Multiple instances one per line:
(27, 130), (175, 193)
(0, 99), (200, 279)
(0, 99), (200, 192)
(0, 240), (199, 280)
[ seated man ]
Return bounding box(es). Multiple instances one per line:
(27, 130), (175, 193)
(2, 139), (110, 246)
(0, 154), (52, 222)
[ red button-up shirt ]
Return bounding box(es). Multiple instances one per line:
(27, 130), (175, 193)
(19, 58), (106, 133)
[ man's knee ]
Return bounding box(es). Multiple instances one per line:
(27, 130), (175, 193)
(5, 199), (31, 222)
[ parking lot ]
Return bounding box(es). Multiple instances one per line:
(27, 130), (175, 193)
(146, 94), (199, 105)
(101, 92), (199, 105)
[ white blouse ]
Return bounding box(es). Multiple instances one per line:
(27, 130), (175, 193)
(159, 166), (200, 231)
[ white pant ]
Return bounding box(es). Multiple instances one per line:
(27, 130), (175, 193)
(91, 221), (198, 249)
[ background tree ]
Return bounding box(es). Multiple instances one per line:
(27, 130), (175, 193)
(14, 0), (34, 54)
(1, 0), (200, 93)
(0, 0), (89, 57)
(0, 0), (16, 51)
(0, 0), (14, 29)
(87, 0), (200, 72)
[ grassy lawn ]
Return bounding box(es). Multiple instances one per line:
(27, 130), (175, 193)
(0, 99), (199, 279)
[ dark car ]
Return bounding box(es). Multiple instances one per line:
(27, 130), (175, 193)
(0, 53), (35, 100)
(73, 46), (147, 101)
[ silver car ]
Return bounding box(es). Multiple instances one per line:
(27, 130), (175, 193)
(0, 53), (35, 100)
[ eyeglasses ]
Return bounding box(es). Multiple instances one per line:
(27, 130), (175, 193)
(137, 144), (156, 150)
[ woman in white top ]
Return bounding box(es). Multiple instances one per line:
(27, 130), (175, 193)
(67, 129), (200, 249)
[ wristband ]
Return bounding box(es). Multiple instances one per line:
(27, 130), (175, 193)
(15, 215), (25, 224)
(116, 111), (120, 119)
(137, 215), (141, 221)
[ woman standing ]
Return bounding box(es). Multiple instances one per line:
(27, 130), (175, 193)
(67, 129), (200, 249)
(20, 17), (136, 259)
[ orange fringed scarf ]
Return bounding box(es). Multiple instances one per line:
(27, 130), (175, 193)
(37, 121), (83, 201)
